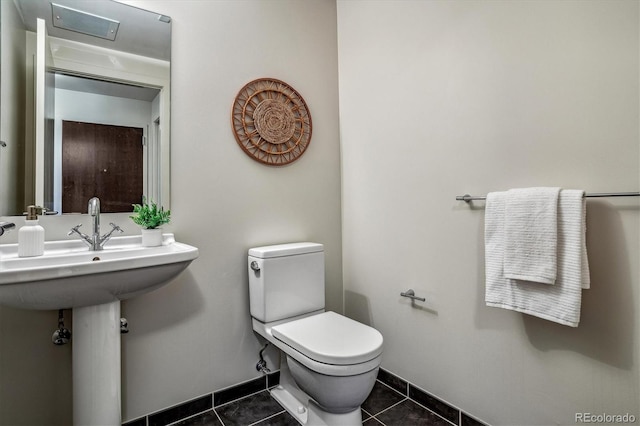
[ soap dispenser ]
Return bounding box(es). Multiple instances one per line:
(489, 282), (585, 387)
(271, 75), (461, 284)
(18, 205), (45, 257)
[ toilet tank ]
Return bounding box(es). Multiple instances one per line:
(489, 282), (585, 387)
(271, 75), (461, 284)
(249, 242), (325, 323)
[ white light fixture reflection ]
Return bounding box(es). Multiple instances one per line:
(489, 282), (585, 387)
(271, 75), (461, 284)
(51, 3), (119, 41)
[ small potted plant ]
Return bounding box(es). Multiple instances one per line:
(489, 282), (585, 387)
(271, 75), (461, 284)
(130, 199), (171, 247)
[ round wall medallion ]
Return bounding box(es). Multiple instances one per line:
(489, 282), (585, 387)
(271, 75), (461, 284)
(232, 78), (312, 166)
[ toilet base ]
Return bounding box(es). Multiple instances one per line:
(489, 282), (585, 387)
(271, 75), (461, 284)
(271, 354), (363, 425)
(271, 385), (362, 426)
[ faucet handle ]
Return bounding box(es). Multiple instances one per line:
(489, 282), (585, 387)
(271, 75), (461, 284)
(68, 224), (83, 236)
(98, 223), (124, 249)
(0, 222), (15, 237)
(109, 223), (124, 234)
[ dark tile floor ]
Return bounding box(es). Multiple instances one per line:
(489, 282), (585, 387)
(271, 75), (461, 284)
(174, 380), (454, 426)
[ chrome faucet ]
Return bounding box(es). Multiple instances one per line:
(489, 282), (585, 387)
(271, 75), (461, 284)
(68, 197), (123, 251)
(0, 222), (15, 237)
(88, 197), (101, 245)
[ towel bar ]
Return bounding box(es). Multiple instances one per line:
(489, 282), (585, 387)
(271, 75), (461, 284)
(456, 191), (640, 202)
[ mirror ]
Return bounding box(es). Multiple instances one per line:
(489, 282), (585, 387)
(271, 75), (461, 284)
(0, 0), (171, 216)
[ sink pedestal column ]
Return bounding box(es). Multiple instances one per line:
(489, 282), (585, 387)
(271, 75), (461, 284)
(73, 301), (121, 425)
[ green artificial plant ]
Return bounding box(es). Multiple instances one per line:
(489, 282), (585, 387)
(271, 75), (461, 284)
(130, 199), (171, 229)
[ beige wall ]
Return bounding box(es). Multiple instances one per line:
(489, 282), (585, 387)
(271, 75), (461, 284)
(0, 0), (342, 423)
(338, 1), (639, 425)
(121, 1), (342, 420)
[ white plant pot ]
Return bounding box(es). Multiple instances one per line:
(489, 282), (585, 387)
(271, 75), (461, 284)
(141, 228), (163, 247)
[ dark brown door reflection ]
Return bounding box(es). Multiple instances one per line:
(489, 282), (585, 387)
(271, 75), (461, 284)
(62, 121), (143, 213)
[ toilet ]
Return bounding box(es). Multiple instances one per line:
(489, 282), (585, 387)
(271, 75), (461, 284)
(248, 242), (383, 425)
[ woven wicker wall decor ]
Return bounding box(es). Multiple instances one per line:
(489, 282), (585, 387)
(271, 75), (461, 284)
(232, 78), (312, 166)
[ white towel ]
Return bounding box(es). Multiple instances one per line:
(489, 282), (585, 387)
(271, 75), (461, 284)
(484, 189), (590, 327)
(560, 190), (590, 290)
(504, 187), (561, 285)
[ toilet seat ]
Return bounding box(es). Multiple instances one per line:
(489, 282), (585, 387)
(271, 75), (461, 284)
(253, 311), (383, 377)
(272, 311), (383, 365)
(271, 311), (383, 374)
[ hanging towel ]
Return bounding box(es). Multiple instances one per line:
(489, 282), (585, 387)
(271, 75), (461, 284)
(559, 190), (590, 290)
(504, 187), (561, 285)
(484, 189), (590, 327)
(579, 193), (590, 290)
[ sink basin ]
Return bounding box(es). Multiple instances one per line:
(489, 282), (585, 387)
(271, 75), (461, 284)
(0, 233), (198, 310)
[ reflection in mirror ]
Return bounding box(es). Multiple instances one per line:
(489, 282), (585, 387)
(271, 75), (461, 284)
(0, 0), (171, 216)
(53, 73), (161, 213)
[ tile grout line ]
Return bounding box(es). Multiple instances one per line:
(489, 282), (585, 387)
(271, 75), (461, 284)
(246, 409), (287, 426)
(165, 408), (215, 426)
(406, 395), (459, 426)
(213, 407), (226, 426)
(373, 378), (458, 426)
(137, 392), (214, 426)
(363, 379), (408, 425)
(368, 397), (409, 423)
(380, 370), (478, 426)
(376, 379), (408, 398)
(215, 388), (272, 410)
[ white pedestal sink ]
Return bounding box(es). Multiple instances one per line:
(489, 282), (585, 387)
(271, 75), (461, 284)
(0, 233), (199, 425)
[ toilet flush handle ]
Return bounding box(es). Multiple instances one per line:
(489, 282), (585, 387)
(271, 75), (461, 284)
(250, 261), (260, 272)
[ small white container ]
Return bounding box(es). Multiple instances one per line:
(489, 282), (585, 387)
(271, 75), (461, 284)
(141, 228), (163, 247)
(18, 206), (45, 257)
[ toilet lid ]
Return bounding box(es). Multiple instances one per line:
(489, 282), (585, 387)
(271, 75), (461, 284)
(271, 311), (383, 365)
